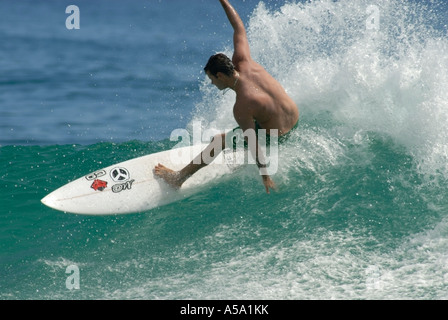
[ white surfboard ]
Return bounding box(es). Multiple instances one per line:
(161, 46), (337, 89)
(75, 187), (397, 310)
(41, 145), (246, 215)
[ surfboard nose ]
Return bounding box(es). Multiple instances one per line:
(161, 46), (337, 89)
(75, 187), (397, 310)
(41, 193), (57, 210)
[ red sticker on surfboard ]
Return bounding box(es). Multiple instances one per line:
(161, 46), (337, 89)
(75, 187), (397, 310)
(91, 179), (108, 191)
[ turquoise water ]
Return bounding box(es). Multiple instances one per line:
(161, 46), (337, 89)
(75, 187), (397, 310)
(2, 0), (448, 299)
(2, 134), (447, 299)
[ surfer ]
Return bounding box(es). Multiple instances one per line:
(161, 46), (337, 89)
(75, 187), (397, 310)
(154, 0), (299, 194)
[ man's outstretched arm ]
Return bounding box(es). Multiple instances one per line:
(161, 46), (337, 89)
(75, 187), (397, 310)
(218, 0), (251, 64)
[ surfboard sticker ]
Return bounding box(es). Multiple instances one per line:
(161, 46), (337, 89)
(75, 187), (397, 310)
(110, 167), (130, 182)
(91, 179), (108, 192)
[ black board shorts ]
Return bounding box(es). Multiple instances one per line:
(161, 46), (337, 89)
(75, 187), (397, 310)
(226, 120), (299, 150)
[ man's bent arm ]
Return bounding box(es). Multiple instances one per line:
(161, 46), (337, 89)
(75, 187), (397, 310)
(234, 110), (275, 194)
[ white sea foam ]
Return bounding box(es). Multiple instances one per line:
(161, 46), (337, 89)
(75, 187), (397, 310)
(192, 0), (448, 181)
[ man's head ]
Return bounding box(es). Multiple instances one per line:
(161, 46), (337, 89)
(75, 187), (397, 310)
(204, 53), (236, 90)
(204, 53), (235, 77)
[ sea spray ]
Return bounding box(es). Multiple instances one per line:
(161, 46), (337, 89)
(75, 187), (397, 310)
(192, 0), (448, 182)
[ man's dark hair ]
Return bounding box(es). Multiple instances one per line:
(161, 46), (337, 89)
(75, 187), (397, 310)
(204, 53), (235, 77)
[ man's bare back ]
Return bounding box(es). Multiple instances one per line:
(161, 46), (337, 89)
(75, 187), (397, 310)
(232, 60), (299, 136)
(154, 0), (299, 194)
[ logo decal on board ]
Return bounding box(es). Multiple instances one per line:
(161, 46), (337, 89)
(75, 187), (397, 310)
(91, 179), (108, 191)
(85, 170), (106, 181)
(112, 179), (135, 193)
(110, 167), (130, 182)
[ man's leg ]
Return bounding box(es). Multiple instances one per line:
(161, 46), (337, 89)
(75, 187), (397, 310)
(154, 133), (226, 189)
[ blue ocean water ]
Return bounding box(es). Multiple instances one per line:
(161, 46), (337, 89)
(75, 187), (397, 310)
(2, 0), (448, 300)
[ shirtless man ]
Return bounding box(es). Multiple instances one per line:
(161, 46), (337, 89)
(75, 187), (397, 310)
(154, 0), (299, 194)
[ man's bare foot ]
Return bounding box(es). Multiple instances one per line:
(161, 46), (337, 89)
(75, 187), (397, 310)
(153, 163), (185, 189)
